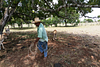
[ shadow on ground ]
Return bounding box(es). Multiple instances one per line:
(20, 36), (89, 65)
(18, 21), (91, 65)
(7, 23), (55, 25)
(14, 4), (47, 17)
(0, 31), (100, 67)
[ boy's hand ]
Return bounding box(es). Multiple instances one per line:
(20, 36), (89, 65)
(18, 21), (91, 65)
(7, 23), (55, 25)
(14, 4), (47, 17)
(34, 37), (40, 45)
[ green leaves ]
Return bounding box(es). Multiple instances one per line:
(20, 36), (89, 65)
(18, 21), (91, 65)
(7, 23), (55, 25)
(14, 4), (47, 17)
(98, 15), (100, 18)
(1, 0), (100, 28)
(42, 16), (61, 27)
(84, 19), (93, 22)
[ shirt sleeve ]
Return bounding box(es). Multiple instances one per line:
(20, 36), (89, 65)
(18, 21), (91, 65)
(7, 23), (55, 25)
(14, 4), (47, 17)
(38, 27), (43, 38)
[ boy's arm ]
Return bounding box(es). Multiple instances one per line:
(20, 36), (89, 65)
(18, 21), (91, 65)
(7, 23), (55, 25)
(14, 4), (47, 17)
(34, 37), (40, 45)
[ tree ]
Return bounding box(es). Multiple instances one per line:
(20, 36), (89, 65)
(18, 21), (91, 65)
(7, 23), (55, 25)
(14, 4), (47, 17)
(0, 0), (100, 34)
(64, 10), (80, 26)
(7, 17), (16, 28)
(98, 15), (100, 18)
(42, 16), (61, 27)
(98, 20), (100, 22)
(86, 19), (93, 22)
(0, 0), (20, 34)
(42, 18), (52, 27)
(98, 15), (100, 22)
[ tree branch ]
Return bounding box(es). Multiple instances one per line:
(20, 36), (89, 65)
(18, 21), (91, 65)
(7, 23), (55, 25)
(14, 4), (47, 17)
(57, 4), (100, 11)
(17, 15), (30, 24)
(43, 0), (52, 9)
(40, 4), (100, 12)
(15, 12), (33, 20)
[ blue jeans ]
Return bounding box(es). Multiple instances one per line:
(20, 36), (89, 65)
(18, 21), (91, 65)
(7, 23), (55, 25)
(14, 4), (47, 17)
(37, 41), (48, 57)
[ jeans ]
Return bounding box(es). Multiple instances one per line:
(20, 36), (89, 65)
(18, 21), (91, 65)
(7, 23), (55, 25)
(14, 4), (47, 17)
(37, 41), (48, 57)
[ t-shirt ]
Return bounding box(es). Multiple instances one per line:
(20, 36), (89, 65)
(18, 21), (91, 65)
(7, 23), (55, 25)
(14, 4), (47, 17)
(37, 23), (48, 42)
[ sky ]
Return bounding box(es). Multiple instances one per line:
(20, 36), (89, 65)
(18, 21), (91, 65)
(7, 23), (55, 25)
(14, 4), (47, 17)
(80, 8), (100, 21)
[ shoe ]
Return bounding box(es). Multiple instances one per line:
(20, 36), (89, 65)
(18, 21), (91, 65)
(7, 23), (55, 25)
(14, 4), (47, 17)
(43, 57), (47, 61)
(40, 52), (44, 57)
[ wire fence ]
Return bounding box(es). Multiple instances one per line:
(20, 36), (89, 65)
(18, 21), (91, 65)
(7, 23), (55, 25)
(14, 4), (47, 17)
(78, 22), (100, 26)
(6, 22), (100, 28)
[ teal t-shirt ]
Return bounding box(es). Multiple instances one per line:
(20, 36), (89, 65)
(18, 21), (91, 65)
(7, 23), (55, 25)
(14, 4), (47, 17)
(37, 23), (48, 42)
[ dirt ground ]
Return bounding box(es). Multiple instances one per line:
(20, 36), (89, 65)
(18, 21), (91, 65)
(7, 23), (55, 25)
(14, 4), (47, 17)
(0, 26), (100, 67)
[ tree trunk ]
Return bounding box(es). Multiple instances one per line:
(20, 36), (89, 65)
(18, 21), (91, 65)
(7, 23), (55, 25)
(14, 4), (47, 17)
(18, 26), (20, 28)
(55, 23), (57, 27)
(0, 12), (9, 34)
(0, 25), (2, 34)
(0, 2), (19, 35)
(13, 23), (15, 28)
(64, 20), (67, 27)
(21, 22), (23, 28)
(28, 23), (30, 28)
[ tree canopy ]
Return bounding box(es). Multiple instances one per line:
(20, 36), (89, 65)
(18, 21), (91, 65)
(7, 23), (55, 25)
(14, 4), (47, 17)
(0, 0), (100, 34)
(84, 19), (93, 22)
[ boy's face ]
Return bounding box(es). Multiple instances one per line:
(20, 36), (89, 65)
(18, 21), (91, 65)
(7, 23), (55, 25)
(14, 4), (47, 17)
(35, 22), (40, 27)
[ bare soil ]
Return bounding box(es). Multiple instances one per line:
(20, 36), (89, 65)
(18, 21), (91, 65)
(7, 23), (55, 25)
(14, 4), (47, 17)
(0, 26), (100, 67)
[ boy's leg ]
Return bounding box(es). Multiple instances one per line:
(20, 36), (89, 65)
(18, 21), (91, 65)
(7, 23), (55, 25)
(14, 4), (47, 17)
(37, 41), (44, 53)
(43, 41), (48, 58)
(37, 41), (48, 58)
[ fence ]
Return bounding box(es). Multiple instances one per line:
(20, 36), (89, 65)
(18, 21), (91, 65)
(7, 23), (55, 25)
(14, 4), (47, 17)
(78, 22), (100, 26)
(57, 22), (100, 26)
(7, 22), (100, 28)
(8, 23), (36, 28)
